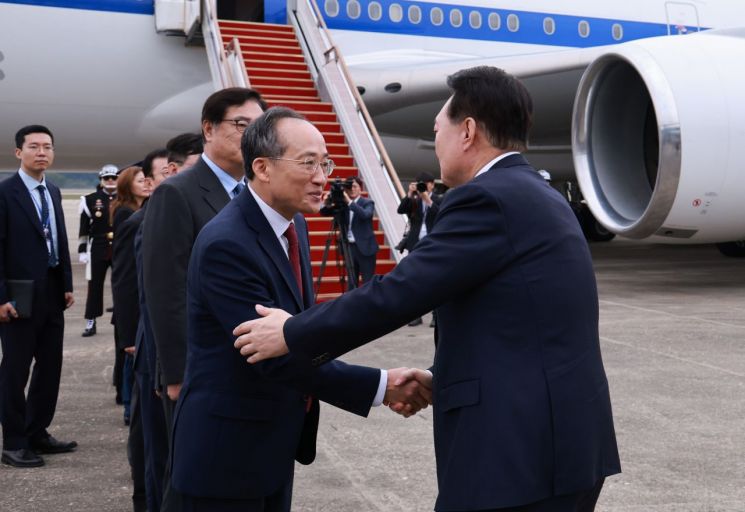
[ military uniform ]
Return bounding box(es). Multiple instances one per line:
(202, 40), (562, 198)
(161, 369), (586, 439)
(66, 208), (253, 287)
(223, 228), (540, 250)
(78, 185), (115, 327)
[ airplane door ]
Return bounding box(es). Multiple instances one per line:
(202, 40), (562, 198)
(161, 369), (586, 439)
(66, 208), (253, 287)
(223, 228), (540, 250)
(665, 2), (700, 35)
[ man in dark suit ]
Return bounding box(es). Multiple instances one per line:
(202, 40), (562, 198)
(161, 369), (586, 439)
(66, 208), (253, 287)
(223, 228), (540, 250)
(0, 125), (77, 468)
(172, 107), (429, 512)
(234, 67), (621, 511)
(397, 171), (442, 326)
(342, 176), (378, 285)
(142, 88), (266, 511)
(130, 136), (202, 512)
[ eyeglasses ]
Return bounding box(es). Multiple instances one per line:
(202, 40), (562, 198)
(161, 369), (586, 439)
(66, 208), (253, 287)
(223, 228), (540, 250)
(102, 176), (117, 181)
(221, 118), (250, 133)
(269, 157), (335, 177)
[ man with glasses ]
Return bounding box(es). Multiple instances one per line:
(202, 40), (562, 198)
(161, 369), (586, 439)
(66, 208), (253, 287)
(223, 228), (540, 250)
(78, 164), (118, 338)
(171, 107), (430, 511)
(0, 125), (76, 468)
(142, 87), (266, 512)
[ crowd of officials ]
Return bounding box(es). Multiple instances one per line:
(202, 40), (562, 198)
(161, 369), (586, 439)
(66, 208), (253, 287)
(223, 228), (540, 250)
(1, 67), (621, 512)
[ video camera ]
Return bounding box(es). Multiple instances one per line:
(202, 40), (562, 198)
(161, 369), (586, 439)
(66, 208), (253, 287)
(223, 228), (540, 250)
(326, 178), (352, 211)
(416, 181), (427, 193)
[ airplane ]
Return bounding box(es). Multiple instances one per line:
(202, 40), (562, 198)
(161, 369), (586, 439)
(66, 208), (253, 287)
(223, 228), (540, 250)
(1, 0), (744, 254)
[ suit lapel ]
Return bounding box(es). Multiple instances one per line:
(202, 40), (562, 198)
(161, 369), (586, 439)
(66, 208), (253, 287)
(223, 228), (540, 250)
(238, 191), (303, 310)
(11, 173), (44, 238)
(48, 182), (66, 245)
(195, 159), (231, 215)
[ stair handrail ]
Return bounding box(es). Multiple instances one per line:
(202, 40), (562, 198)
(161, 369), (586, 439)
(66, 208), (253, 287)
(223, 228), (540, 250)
(225, 38), (251, 88)
(201, 0), (249, 90)
(290, 0), (407, 262)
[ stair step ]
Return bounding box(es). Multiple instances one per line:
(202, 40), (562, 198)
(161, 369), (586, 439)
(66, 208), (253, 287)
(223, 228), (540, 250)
(265, 100), (334, 113)
(242, 51), (306, 63)
(238, 44), (304, 56)
(222, 33), (301, 48)
(246, 60), (309, 73)
(253, 85), (319, 98)
(308, 231), (386, 245)
(246, 66), (313, 80)
(220, 26), (297, 40)
(250, 76), (316, 89)
(219, 20), (294, 33)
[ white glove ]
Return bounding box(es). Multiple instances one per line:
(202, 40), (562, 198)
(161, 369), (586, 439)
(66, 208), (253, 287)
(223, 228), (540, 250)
(79, 253), (90, 264)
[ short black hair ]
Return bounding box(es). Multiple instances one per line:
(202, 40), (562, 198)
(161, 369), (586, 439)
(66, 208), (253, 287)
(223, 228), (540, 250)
(346, 176), (363, 189)
(15, 125), (54, 149)
(241, 107), (306, 180)
(141, 148), (168, 178)
(166, 133), (203, 164)
(201, 87), (268, 142)
(446, 66), (533, 151)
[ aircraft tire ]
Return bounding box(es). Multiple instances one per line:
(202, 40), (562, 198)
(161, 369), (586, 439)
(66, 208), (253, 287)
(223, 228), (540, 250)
(581, 208), (616, 242)
(716, 241), (745, 258)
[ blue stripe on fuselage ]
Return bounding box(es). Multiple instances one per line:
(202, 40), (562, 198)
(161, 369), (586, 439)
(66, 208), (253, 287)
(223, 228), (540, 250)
(320, 0), (702, 48)
(0, 0), (153, 15)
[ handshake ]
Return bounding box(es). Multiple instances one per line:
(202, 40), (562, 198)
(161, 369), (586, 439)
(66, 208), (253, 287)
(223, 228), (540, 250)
(383, 367), (433, 418)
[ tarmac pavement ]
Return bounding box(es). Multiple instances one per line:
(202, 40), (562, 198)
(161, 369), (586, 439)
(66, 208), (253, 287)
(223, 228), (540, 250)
(1, 198), (744, 511)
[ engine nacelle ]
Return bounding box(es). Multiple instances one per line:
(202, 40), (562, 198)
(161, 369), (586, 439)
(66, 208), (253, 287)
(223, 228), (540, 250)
(572, 29), (745, 242)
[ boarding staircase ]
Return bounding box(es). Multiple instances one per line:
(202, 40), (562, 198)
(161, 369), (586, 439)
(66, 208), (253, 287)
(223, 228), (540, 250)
(185, 0), (406, 301)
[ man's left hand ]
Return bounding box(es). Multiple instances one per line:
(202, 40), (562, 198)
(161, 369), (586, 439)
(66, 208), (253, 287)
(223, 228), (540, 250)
(64, 292), (75, 309)
(234, 304), (292, 363)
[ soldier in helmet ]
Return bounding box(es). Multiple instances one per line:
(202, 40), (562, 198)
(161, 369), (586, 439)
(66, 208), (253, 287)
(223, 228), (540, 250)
(78, 164), (118, 337)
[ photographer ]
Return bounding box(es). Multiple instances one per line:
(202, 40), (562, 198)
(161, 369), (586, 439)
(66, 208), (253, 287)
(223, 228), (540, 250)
(397, 172), (442, 326)
(322, 176), (379, 286)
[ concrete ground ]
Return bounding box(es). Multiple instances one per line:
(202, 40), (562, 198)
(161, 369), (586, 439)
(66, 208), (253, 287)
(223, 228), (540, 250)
(1, 198), (744, 511)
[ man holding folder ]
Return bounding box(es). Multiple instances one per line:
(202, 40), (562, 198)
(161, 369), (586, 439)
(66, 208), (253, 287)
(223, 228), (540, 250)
(0, 125), (76, 468)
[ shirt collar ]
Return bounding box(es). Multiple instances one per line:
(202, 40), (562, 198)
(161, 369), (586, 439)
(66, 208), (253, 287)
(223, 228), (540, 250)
(474, 151), (520, 179)
(247, 183), (292, 242)
(18, 168), (47, 191)
(201, 153), (245, 196)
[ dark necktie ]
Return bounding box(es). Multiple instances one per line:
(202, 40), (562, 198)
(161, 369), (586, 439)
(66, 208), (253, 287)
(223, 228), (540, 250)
(36, 185), (57, 267)
(283, 223), (303, 300)
(232, 182), (245, 198)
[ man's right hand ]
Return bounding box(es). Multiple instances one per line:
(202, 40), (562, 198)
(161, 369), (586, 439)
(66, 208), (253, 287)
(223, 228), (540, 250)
(79, 253), (89, 264)
(0, 302), (18, 323)
(166, 383), (182, 402)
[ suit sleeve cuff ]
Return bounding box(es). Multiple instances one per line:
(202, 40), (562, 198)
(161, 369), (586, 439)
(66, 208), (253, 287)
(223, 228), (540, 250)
(372, 369), (387, 407)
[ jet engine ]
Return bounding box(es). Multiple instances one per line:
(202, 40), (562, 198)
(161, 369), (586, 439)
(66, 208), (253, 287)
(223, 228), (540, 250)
(572, 29), (745, 243)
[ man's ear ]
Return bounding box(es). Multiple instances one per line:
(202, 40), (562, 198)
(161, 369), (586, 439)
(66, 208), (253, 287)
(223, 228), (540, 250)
(14, 148), (22, 160)
(462, 117), (478, 151)
(253, 158), (270, 183)
(202, 120), (214, 143)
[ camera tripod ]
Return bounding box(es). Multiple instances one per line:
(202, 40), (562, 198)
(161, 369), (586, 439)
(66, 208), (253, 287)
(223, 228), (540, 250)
(314, 212), (358, 297)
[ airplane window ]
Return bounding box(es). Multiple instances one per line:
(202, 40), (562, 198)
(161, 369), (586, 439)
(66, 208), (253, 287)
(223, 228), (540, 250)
(488, 12), (501, 30)
(507, 13), (519, 32)
(469, 11), (482, 29)
(431, 7), (444, 26)
(389, 3), (403, 22)
(578, 20), (590, 37)
(543, 17), (555, 35)
(612, 23), (623, 40)
(346, 0), (360, 19)
(324, 0), (339, 17)
(450, 9), (463, 28)
(408, 5), (422, 24)
(368, 2), (382, 21)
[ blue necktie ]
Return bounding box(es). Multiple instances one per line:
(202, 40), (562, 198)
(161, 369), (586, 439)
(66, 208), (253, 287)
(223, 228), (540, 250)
(36, 185), (57, 267)
(232, 182), (245, 198)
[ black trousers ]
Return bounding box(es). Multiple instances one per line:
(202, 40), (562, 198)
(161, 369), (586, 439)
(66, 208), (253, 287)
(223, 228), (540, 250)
(128, 378), (147, 512)
(84, 246), (111, 319)
(480, 478), (605, 512)
(160, 392), (183, 512)
(349, 243), (376, 285)
(181, 471), (293, 512)
(135, 370), (168, 512)
(0, 269), (65, 450)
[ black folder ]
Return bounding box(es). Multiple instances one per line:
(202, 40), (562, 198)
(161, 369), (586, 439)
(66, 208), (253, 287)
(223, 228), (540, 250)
(7, 280), (33, 319)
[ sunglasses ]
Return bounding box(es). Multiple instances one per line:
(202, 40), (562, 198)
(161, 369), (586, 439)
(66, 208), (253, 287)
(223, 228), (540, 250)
(102, 176), (117, 181)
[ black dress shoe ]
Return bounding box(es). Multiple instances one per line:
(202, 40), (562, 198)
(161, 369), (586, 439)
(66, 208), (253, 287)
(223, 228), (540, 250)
(407, 317), (423, 327)
(106, 306), (114, 313)
(31, 436), (78, 454)
(82, 324), (96, 337)
(1, 448), (44, 467)
(429, 318), (436, 328)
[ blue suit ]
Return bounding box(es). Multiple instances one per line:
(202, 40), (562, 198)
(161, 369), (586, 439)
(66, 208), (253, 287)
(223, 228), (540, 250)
(0, 172), (72, 450)
(282, 154), (621, 510)
(347, 196), (378, 284)
(171, 189), (380, 506)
